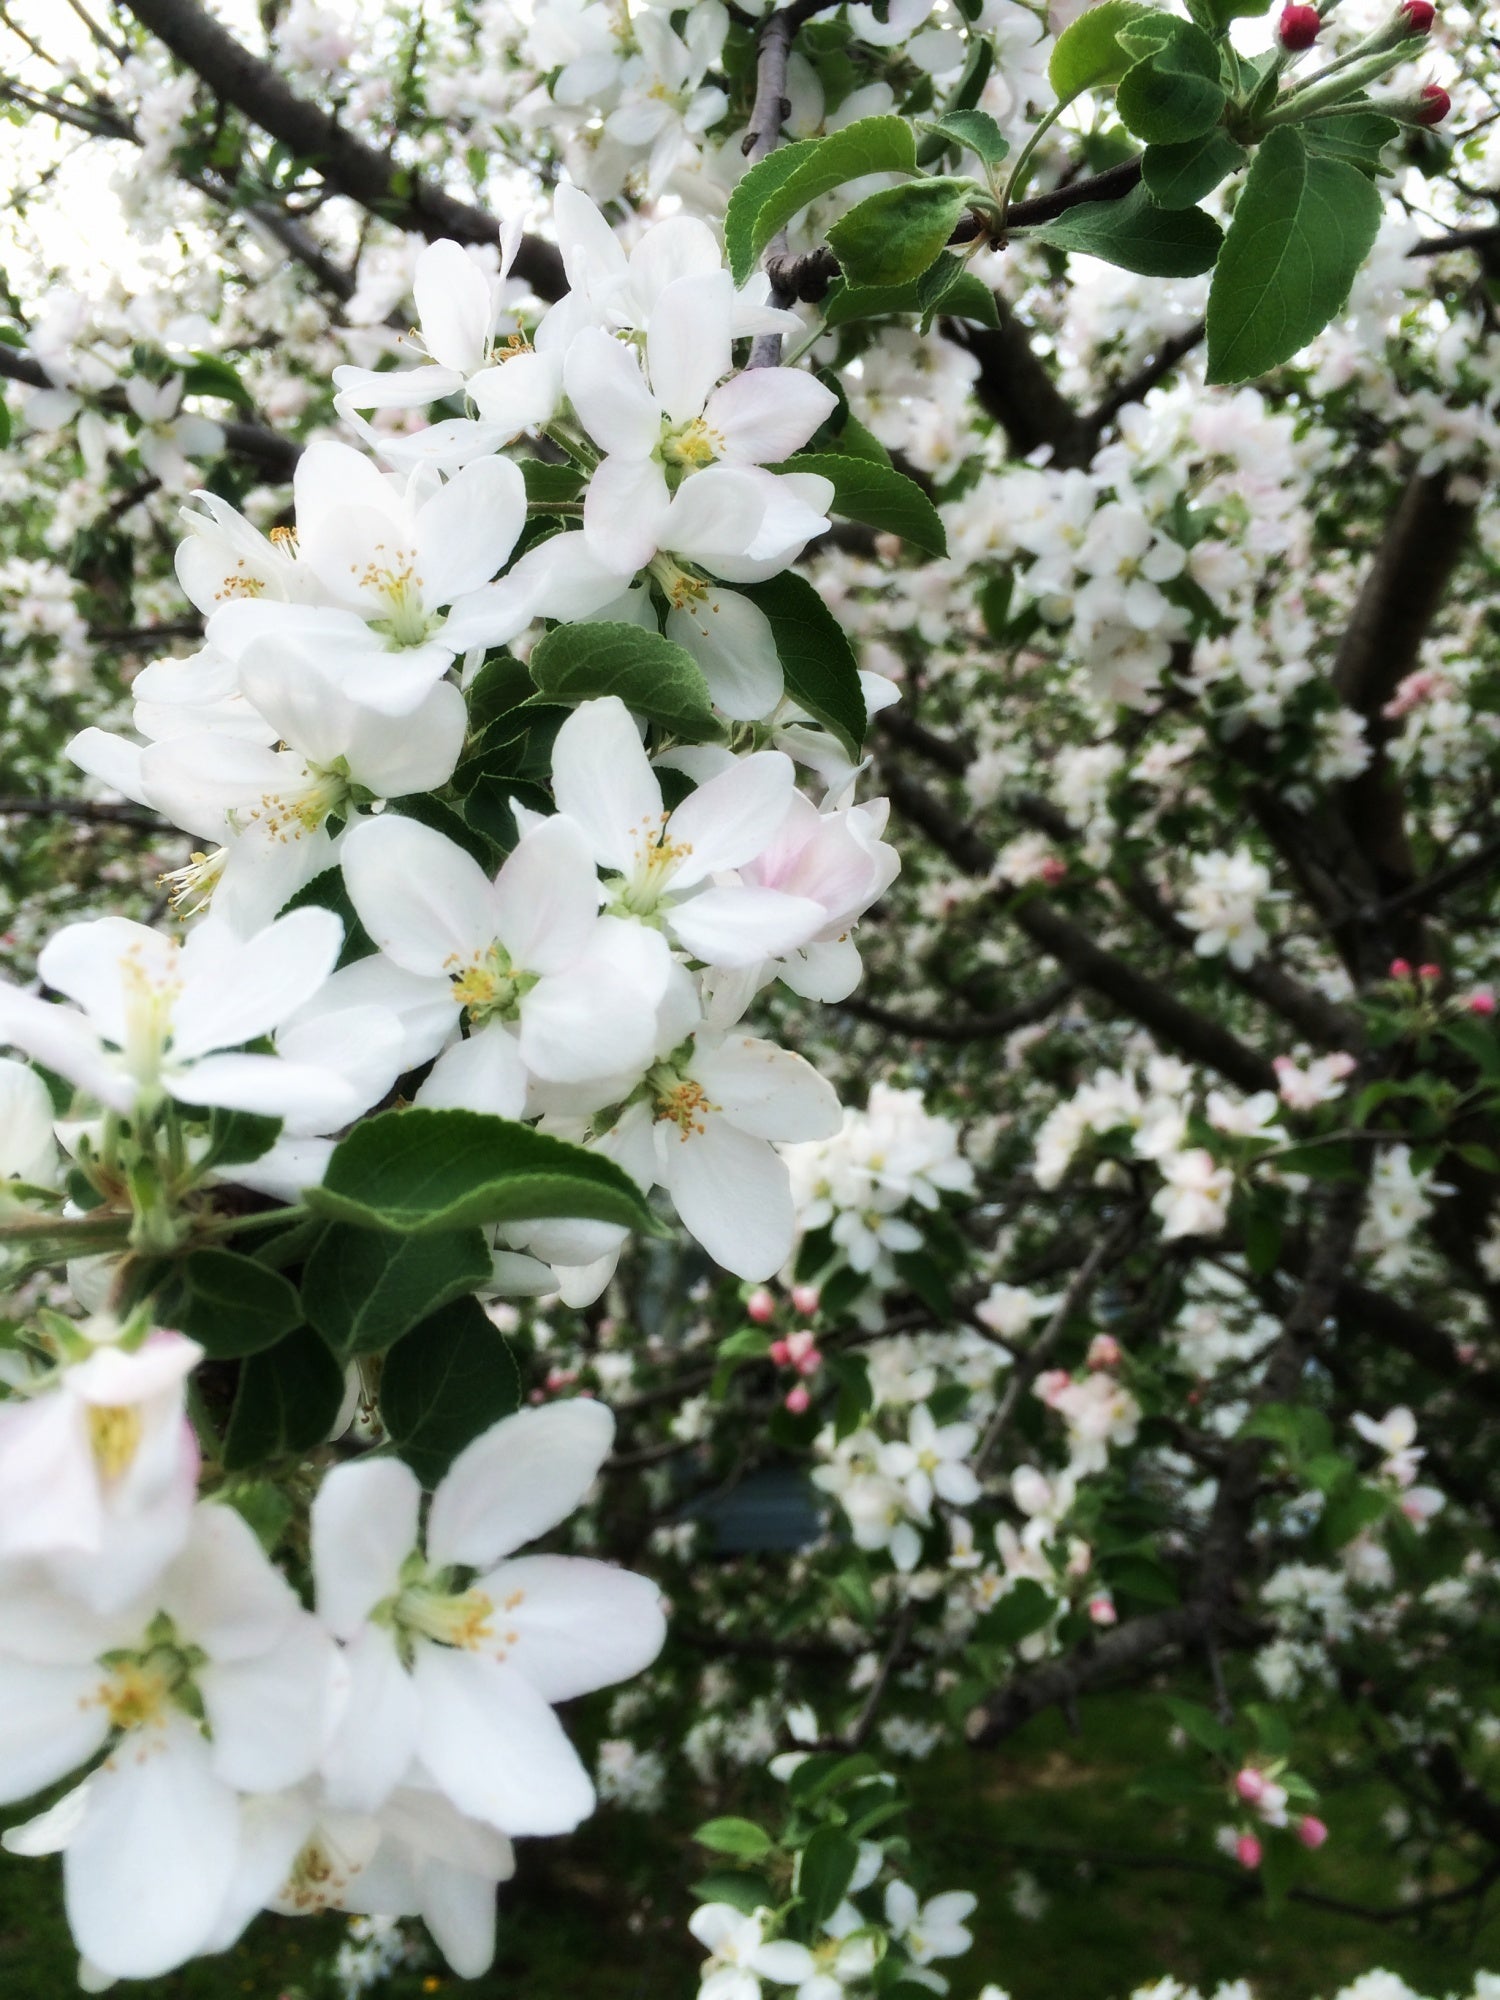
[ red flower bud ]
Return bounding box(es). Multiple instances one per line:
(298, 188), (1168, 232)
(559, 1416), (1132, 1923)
(1235, 1767), (1268, 1804)
(1389, 958), (1412, 979)
(784, 1384), (811, 1414)
(1398, 0), (1435, 31)
(1236, 1833), (1263, 1870)
(1418, 83), (1451, 123)
(790, 1282), (821, 1317)
(1279, 2), (1321, 45)
(1298, 1814), (1329, 1850)
(1418, 961), (1442, 981)
(1467, 990), (1497, 1017)
(768, 1338), (791, 1366)
(746, 1287), (777, 1324)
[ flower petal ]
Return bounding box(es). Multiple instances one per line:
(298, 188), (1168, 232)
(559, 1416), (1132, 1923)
(312, 1455), (423, 1638)
(469, 1554), (666, 1702)
(426, 1399), (616, 1569)
(412, 1647), (596, 1836)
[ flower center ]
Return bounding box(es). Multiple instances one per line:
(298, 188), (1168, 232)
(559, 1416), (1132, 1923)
(355, 542), (432, 647)
(661, 417), (722, 471)
(118, 941), (184, 1088)
(232, 761), (353, 842)
(87, 1403), (143, 1482)
(93, 1616), (206, 1734)
(649, 1064), (717, 1140)
(159, 846), (227, 919)
(446, 943), (536, 1023)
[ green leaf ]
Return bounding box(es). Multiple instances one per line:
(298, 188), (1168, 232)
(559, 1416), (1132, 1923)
(1142, 129), (1247, 208)
(1027, 182), (1222, 276)
(380, 1295), (522, 1486)
(527, 621), (723, 741)
(0, 397), (11, 450)
(725, 115), (919, 285)
(154, 1249), (301, 1359)
(203, 1105), (283, 1171)
(974, 1578), (1055, 1646)
(466, 654), (534, 733)
(1205, 126), (1382, 385)
(1440, 1015), (1500, 1080)
(301, 1223), (494, 1358)
(279, 866), (374, 966)
(1303, 111), (1400, 173)
(181, 352), (256, 414)
(307, 1106), (656, 1238)
(1161, 1694), (1234, 1757)
(696, 1818), (775, 1860)
(690, 1872), (775, 1918)
(920, 109), (1010, 169)
(772, 452), (945, 555)
(1115, 23), (1226, 145)
(521, 460), (586, 505)
(797, 1829), (859, 1930)
(826, 178), (975, 289)
(1049, 1), (1168, 105)
(822, 270), (998, 329)
(223, 1327), (347, 1472)
(738, 572), (866, 760)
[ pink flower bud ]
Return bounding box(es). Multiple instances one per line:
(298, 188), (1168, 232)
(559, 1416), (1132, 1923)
(784, 1384), (811, 1415)
(1389, 958), (1412, 979)
(1418, 962), (1442, 981)
(768, 1338), (791, 1366)
(785, 1329), (817, 1365)
(1236, 1833), (1263, 1870)
(1040, 856), (1068, 886)
(791, 1283), (821, 1317)
(746, 1288), (777, 1325)
(1419, 83), (1451, 123)
(1278, 3), (1321, 46)
(1398, 0), (1434, 30)
(1036, 1368), (1073, 1407)
(796, 1348), (823, 1377)
(1298, 1815), (1329, 1849)
(1088, 1594), (1117, 1626)
(1467, 990), (1497, 1016)
(1235, 1767), (1267, 1804)
(1087, 1334), (1122, 1371)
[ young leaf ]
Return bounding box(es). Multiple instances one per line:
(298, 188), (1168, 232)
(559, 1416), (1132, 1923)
(1142, 129), (1247, 208)
(1048, 1), (1169, 105)
(300, 1223), (494, 1358)
(380, 1295), (523, 1486)
(528, 621), (723, 742)
(1205, 126), (1382, 385)
(823, 270), (998, 329)
(153, 1249), (302, 1360)
(737, 572), (867, 760)
(770, 452), (946, 555)
(307, 1107), (657, 1237)
(796, 1829), (859, 1930)
(724, 116), (919, 285)
(920, 109), (1010, 169)
(1303, 111), (1400, 173)
(1026, 182), (1223, 276)
(826, 179), (975, 289)
(1115, 23), (1226, 145)
(223, 1327), (347, 1472)
(696, 1818), (775, 1860)
(203, 1105), (283, 1171)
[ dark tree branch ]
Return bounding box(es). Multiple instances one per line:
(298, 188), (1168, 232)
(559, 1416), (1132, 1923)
(0, 796), (166, 829)
(117, 0), (565, 297)
(834, 977), (1074, 1044)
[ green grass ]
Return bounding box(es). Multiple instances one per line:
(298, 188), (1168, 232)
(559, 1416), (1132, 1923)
(1, 1699), (1490, 1999)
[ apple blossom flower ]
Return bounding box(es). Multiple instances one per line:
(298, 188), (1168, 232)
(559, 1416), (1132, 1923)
(313, 1400), (665, 1836)
(1152, 1149), (1234, 1240)
(689, 1902), (815, 2000)
(877, 1404), (982, 1522)
(123, 373), (224, 490)
(883, 1881), (976, 1967)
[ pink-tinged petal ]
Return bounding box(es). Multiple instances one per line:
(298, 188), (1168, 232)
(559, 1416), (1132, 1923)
(660, 1119), (793, 1280)
(312, 1456), (422, 1637)
(703, 367), (838, 465)
(414, 1024), (528, 1119)
(666, 751), (795, 887)
(665, 589), (783, 720)
(0, 1658), (109, 1804)
(413, 239), (495, 375)
(550, 696), (662, 876)
(341, 816), (499, 977)
(468, 1554), (666, 1701)
(668, 885), (826, 969)
(415, 455), (527, 606)
(564, 329), (660, 458)
(412, 1647), (596, 1835)
(321, 1624), (421, 1813)
(646, 272), (734, 426)
(492, 813), (601, 974)
(426, 1399), (616, 1569)
(64, 1719), (238, 1980)
(582, 455), (671, 575)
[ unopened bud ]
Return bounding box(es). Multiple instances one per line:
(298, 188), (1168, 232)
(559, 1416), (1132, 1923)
(791, 1282), (821, 1317)
(1467, 990), (1497, 1016)
(1389, 958), (1412, 979)
(1418, 82), (1451, 122)
(1418, 961), (1442, 981)
(1087, 1593), (1117, 1626)
(1236, 1833), (1264, 1870)
(796, 1347), (823, 1377)
(1279, 3), (1321, 47)
(1398, 0), (1435, 31)
(1039, 856), (1068, 886)
(746, 1287), (777, 1324)
(1087, 1333), (1122, 1371)
(784, 1384), (811, 1415)
(768, 1338), (791, 1366)
(1298, 1814), (1329, 1850)
(1235, 1767), (1267, 1804)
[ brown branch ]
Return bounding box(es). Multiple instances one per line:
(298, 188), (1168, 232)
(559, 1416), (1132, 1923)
(0, 796), (166, 830)
(117, 0), (565, 298)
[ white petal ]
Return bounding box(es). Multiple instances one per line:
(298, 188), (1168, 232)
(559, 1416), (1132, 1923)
(412, 1648), (596, 1836)
(492, 813), (601, 974)
(465, 350), (564, 439)
(666, 588), (783, 721)
(159, 1502), (302, 1662)
(344, 680), (468, 798)
(646, 272), (733, 427)
(661, 1119), (793, 1280)
(551, 696), (662, 876)
(583, 455), (671, 575)
(469, 1555), (665, 1701)
(172, 906), (343, 1059)
(0, 990), (129, 1114)
(419, 1858), (500, 1978)
(669, 885), (825, 968)
(703, 367), (838, 464)
(563, 328), (661, 459)
(692, 1034), (842, 1140)
(168, 1052), (357, 1129)
(667, 750), (794, 886)
(662, 465), (768, 570)
(342, 816), (499, 977)
(64, 1720), (237, 1980)
(415, 1024), (528, 1119)
(0, 1658), (109, 1804)
(331, 362), (466, 410)
(414, 239), (495, 375)
(415, 455), (527, 607)
(321, 1624), (421, 1813)
(426, 1399), (616, 1569)
(200, 1614), (339, 1791)
(312, 1456), (422, 1637)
